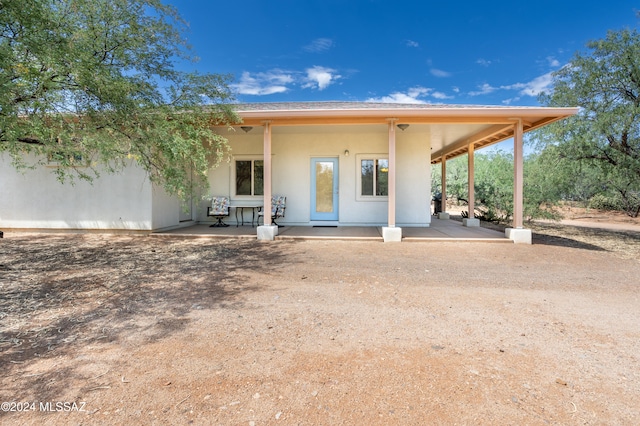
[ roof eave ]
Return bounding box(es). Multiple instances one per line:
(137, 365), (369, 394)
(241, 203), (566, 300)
(233, 106), (579, 126)
(430, 112), (576, 164)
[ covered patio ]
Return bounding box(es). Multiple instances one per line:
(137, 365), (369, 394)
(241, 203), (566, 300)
(155, 217), (510, 242)
(208, 102), (577, 244)
(0, 102), (578, 237)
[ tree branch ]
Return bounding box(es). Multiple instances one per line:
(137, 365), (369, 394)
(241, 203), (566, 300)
(17, 137), (44, 145)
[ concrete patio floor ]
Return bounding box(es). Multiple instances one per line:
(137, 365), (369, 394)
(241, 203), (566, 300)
(156, 217), (510, 243)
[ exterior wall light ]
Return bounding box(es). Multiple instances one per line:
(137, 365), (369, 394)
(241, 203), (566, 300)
(397, 124), (410, 131)
(240, 126), (253, 133)
(344, 149), (350, 156)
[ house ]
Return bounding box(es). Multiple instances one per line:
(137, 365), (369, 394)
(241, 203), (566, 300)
(0, 102), (577, 243)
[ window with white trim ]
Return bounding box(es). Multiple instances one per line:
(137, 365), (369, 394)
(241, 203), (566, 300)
(357, 155), (388, 199)
(234, 158), (264, 196)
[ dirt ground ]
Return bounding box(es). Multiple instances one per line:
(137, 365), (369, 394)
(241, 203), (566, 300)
(1, 214), (639, 425)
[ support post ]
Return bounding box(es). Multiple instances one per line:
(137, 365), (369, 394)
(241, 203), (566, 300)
(513, 119), (524, 229)
(387, 120), (396, 228)
(257, 121), (277, 240)
(506, 119), (531, 243)
(382, 119), (402, 242)
(438, 158), (449, 219)
(463, 143), (479, 227)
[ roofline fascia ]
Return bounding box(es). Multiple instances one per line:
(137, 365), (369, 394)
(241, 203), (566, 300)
(235, 106), (579, 119)
(231, 106), (579, 127)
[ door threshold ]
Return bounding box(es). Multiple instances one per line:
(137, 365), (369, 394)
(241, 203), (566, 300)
(310, 221), (339, 227)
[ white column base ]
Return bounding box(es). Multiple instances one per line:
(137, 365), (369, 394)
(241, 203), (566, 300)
(382, 226), (402, 242)
(257, 225), (278, 241)
(505, 228), (532, 244)
(463, 218), (480, 227)
(437, 212), (450, 220)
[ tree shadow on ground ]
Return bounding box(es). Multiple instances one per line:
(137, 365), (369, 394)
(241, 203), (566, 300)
(531, 222), (640, 255)
(0, 234), (298, 403)
(473, 217), (640, 254)
(532, 231), (608, 251)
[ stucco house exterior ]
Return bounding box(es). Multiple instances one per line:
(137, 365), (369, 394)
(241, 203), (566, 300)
(0, 102), (577, 242)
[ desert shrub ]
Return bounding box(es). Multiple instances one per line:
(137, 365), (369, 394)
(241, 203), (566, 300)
(588, 194), (625, 211)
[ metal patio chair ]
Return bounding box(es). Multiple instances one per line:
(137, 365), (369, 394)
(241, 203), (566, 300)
(207, 196), (230, 227)
(258, 195), (286, 227)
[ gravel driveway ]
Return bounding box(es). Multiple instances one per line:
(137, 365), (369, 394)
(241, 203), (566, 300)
(1, 233), (639, 425)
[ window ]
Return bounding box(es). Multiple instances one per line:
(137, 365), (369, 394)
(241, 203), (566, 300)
(235, 159), (263, 196)
(360, 157), (388, 197)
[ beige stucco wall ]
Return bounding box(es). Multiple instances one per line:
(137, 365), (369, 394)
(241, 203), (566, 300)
(205, 125), (432, 227)
(0, 154), (156, 230)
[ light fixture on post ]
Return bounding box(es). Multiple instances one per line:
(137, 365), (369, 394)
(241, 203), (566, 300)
(397, 124), (410, 131)
(240, 126), (253, 133)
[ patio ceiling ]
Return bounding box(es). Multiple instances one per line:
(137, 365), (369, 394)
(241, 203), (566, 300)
(230, 102), (578, 164)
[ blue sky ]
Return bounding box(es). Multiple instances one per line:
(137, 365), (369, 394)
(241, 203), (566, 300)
(168, 0), (638, 106)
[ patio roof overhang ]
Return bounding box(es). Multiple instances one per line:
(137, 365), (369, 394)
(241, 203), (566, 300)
(230, 102), (578, 163)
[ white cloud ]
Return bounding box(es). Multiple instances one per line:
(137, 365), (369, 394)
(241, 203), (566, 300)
(366, 86), (432, 103)
(303, 66), (340, 90)
(501, 97), (519, 105)
(232, 65), (345, 96)
(406, 40), (420, 48)
(369, 93), (426, 103)
(547, 56), (560, 67)
(467, 72), (555, 100)
(432, 91), (453, 100)
(232, 70), (293, 95)
(430, 68), (451, 78)
(469, 83), (497, 96)
(407, 87), (431, 98)
(304, 38), (334, 53)
(502, 72), (554, 97)
(476, 58), (492, 67)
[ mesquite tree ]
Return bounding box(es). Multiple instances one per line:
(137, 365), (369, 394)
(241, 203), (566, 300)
(0, 0), (238, 200)
(536, 28), (640, 217)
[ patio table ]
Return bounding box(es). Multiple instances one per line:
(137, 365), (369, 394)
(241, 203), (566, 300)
(232, 205), (263, 227)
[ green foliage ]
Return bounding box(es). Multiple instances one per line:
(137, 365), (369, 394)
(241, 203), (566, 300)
(431, 149), (574, 223)
(522, 149), (566, 221)
(535, 28), (640, 217)
(0, 0), (238, 199)
(431, 157), (467, 205)
(473, 151), (514, 222)
(588, 194), (625, 211)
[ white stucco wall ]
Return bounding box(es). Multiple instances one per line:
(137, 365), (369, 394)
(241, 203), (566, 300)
(396, 131), (432, 226)
(0, 125), (432, 230)
(0, 154), (154, 230)
(207, 125), (432, 227)
(152, 185), (183, 230)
